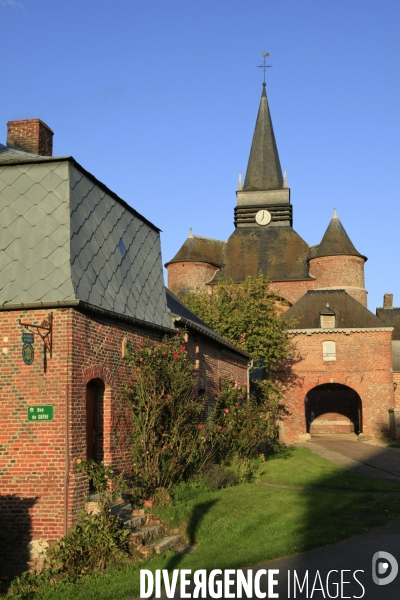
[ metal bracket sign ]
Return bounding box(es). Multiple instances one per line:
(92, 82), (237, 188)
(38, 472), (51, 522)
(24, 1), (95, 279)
(27, 405), (54, 422)
(19, 313), (53, 359)
(22, 332), (35, 365)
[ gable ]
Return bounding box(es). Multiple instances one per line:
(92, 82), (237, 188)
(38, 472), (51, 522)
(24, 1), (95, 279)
(283, 290), (388, 330)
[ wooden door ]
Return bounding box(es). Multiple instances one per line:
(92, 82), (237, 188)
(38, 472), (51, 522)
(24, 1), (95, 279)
(86, 383), (98, 462)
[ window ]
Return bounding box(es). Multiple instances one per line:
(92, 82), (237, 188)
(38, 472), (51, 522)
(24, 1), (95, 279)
(117, 239), (126, 257)
(320, 303), (335, 328)
(320, 314), (335, 328)
(323, 340), (336, 361)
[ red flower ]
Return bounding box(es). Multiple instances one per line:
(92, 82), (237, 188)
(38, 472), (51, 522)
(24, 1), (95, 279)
(180, 346), (186, 352)
(217, 425), (222, 430)
(173, 353), (179, 358)
(198, 425), (204, 430)
(224, 409), (229, 414)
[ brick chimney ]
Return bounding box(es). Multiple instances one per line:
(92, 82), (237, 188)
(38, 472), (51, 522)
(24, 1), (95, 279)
(7, 119), (53, 156)
(383, 293), (393, 309)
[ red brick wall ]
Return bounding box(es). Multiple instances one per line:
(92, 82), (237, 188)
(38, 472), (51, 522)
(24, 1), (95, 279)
(180, 328), (249, 417)
(270, 280), (315, 306)
(167, 256), (367, 308)
(311, 412), (354, 434)
(279, 330), (394, 442)
(0, 308), (70, 574)
(7, 119), (53, 156)
(167, 262), (217, 293)
(0, 307), (161, 571)
(309, 255), (367, 306)
(0, 306), (248, 571)
(67, 309), (162, 526)
(394, 372), (400, 408)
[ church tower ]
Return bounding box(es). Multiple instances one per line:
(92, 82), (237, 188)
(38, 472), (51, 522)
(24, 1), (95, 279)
(210, 81), (311, 293)
(235, 81), (290, 226)
(166, 76), (367, 309)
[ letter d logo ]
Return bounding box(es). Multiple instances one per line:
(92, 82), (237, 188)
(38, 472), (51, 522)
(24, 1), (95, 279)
(372, 551), (398, 586)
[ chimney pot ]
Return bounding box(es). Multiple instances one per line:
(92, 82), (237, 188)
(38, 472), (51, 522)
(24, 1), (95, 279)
(7, 118), (53, 156)
(383, 293), (393, 309)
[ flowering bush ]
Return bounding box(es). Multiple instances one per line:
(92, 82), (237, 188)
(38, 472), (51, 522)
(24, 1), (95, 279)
(213, 379), (282, 458)
(125, 334), (216, 497)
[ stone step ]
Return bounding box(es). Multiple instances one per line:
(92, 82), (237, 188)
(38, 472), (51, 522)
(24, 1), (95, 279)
(123, 514), (147, 530)
(109, 501), (185, 559)
(110, 502), (132, 518)
(148, 534), (181, 555)
(129, 524), (164, 545)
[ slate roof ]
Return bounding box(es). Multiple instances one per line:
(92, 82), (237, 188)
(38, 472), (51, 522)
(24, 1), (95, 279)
(0, 146), (173, 330)
(165, 233), (224, 268)
(283, 290), (389, 330)
(243, 84), (283, 191)
(376, 307), (400, 340)
(376, 307), (400, 371)
(312, 210), (366, 261)
(392, 341), (400, 372)
(211, 226), (312, 283)
(0, 143), (63, 164)
(165, 288), (250, 357)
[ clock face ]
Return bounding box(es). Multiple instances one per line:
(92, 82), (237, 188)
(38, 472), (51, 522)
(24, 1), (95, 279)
(255, 209), (272, 226)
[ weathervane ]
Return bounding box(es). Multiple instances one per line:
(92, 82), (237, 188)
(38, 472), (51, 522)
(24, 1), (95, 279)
(257, 52), (272, 85)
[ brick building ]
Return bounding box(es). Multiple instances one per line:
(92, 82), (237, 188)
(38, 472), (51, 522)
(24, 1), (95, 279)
(0, 120), (249, 574)
(166, 82), (400, 443)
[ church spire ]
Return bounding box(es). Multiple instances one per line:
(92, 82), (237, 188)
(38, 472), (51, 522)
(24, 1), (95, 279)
(243, 82), (283, 191)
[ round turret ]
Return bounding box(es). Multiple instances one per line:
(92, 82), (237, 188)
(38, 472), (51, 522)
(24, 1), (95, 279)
(309, 210), (367, 306)
(165, 231), (223, 294)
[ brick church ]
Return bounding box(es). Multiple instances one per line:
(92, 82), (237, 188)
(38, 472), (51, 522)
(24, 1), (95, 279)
(166, 81), (400, 443)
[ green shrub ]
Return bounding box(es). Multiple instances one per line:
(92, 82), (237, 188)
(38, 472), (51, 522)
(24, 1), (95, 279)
(212, 379), (280, 459)
(125, 334), (217, 498)
(202, 465), (238, 491)
(224, 455), (263, 484)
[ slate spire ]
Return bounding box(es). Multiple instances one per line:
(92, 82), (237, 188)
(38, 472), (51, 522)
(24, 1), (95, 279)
(314, 209), (366, 260)
(243, 83), (283, 191)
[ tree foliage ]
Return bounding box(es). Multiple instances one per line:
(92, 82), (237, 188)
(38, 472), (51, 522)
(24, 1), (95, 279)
(179, 273), (292, 396)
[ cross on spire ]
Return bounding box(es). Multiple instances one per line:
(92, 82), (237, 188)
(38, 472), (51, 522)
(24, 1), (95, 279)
(257, 52), (272, 85)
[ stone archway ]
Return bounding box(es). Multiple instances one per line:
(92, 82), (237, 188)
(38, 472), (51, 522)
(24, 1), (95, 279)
(305, 383), (362, 435)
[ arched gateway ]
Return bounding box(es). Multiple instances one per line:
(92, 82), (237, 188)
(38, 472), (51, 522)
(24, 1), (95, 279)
(305, 383), (362, 435)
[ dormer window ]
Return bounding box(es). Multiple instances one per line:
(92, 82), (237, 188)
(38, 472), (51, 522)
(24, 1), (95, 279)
(320, 303), (335, 328)
(321, 314), (335, 328)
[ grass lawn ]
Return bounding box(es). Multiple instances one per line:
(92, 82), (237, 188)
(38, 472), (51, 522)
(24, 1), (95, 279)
(258, 446), (400, 492)
(9, 447), (400, 600)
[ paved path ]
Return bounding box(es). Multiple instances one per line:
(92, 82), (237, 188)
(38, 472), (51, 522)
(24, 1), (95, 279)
(304, 436), (400, 481)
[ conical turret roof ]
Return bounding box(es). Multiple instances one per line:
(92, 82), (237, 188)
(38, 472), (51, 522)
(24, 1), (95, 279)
(165, 231), (224, 268)
(243, 84), (283, 191)
(313, 209), (366, 261)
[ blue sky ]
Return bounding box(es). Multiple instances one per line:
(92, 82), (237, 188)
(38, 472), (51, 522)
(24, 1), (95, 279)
(1, 0), (399, 311)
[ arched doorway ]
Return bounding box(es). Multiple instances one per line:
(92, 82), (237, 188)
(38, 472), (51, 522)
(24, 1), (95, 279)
(305, 383), (362, 435)
(86, 379), (104, 463)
